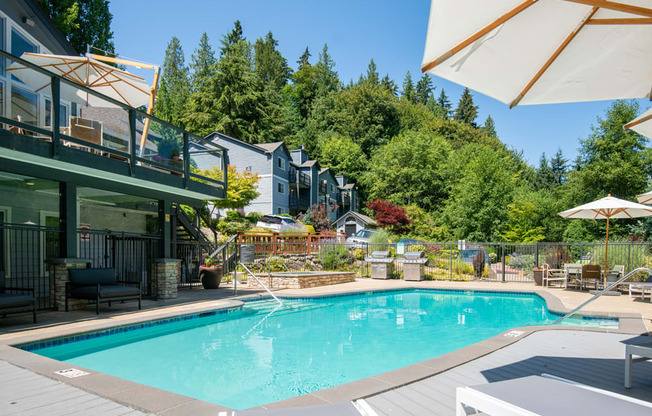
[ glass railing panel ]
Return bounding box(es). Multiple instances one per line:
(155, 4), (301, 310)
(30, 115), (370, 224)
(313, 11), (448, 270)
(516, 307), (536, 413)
(189, 136), (226, 187)
(136, 113), (184, 173)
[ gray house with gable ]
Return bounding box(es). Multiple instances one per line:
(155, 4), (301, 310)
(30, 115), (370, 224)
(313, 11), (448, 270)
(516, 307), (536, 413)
(193, 133), (360, 222)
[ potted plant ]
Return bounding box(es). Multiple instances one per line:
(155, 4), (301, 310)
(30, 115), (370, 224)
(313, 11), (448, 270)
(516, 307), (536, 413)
(199, 258), (223, 289)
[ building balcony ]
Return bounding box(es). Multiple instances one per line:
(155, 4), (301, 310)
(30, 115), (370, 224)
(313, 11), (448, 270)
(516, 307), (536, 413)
(0, 49), (226, 204)
(290, 171), (311, 188)
(289, 195), (310, 209)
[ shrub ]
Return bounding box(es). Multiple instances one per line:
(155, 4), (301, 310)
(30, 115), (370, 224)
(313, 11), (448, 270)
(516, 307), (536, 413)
(217, 219), (251, 236)
(279, 213), (293, 218)
(303, 224), (316, 234)
(407, 244), (427, 252)
(369, 228), (391, 244)
(266, 257), (287, 272)
(319, 244), (354, 271)
(225, 210), (244, 221)
(507, 254), (535, 270)
(453, 263), (474, 275)
(367, 199), (412, 234)
(246, 212), (264, 224)
(472, 251), (486, 277)
(279, 223), (309, 235)
(353, 248), (366, 260)
(245, 226), (274, 234)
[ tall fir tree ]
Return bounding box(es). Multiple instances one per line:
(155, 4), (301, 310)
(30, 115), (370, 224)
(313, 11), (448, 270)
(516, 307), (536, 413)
(364, 59), (379, 86)
(482, 115), (497, 138)
(253, 31), (292, 91)
(401, 71), (416, 103)
(297, 47), (311, 69)
(314, 44), (340, 96)
(453, 87), (478, 127)
(550, 149), (568, 186)
(156, 36), (190, 128)
(437, 88), (452, 120)
(415, 74), (433, 105)
(222, 20), (245, 54)
(380, 75), (398, 96)
(189, 32), (216, 92)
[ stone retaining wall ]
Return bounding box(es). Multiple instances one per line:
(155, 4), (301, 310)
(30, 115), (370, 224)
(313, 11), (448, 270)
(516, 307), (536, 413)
(247, 272), (356, 289)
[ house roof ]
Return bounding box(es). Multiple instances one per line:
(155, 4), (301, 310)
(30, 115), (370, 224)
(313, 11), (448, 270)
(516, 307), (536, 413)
(204, 133), (292, 158)
(256, 142), (284, 152)
(332, 211), (377, 227)
(340, 183), (356, 190)
(301, 160), (318, 168)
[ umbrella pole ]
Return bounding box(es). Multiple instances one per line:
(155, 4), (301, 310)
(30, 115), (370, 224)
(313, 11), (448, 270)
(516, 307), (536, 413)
(604, 216), (610, 285)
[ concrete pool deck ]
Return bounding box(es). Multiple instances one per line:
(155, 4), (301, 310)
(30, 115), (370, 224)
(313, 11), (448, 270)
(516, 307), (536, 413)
(1, 279), (651, 415)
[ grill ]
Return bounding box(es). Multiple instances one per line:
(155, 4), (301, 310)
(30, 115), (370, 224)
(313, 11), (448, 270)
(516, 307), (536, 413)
(365, 251), (395, 279)
(398, 251), (428, 281)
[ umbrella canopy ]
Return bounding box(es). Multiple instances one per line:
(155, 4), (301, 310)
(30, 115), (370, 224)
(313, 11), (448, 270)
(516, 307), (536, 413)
(6, 53), (152, 108)
(625, 107), (652, 142)
(558, 195), (652, 282)
(422, 0), (652, 107)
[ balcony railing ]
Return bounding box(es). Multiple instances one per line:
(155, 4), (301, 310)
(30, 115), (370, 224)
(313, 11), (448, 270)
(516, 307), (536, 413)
(0, 49), (227, 196)
(290, 171), (311, 188)
(289, 195), (310, 208)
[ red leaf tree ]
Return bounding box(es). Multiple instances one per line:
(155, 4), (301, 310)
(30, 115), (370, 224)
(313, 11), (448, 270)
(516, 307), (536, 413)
(367, 199), (412, 235)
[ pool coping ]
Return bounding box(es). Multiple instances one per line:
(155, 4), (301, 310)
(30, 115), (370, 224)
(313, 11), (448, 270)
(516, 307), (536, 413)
(0, 285), (648, 415)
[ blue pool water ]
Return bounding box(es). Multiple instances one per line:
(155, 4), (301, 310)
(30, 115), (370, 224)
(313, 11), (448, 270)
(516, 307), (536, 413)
(26, 290), (616, 409)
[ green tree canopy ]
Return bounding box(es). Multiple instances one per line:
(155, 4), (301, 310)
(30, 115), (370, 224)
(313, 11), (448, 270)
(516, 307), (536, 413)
(156, 37), (190, 128)
(453, 87), (479, 127)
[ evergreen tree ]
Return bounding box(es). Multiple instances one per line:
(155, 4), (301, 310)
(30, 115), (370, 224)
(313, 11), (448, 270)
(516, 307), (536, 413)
(364, 59), (379, 85)
(482, 115), (497, 138)
(380, 75), (397, 96)
(550, 149), (568, 186)
(314, 44), (339, 96)
(222, 20), (245, 54)
(156, 36), (190, 128)
(253, 32), (292, 91)
(189, 32), (216, 92)
(37, 0), (116, 56)
(535, 153), (555, 189)
(415, 74), (433, 105)
(453, 87), (478, 127)
(437, 89), (452, 120)
(297, 47), (311, 69)
(401, 71), (416, 103)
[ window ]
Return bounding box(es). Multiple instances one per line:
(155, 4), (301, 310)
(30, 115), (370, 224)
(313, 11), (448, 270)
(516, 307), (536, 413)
(277, 208), (283, 215)
(11, 86), (38, 126)
(11, 28), (37, 83)
(0, 17), (5, 75)
(277, 182), (285, 194)
(44, 99), (70, 128)
(277, 157), (285, 170)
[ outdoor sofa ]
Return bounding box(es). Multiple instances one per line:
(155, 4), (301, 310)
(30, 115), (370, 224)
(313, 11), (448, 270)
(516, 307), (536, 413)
(0, 271), (36, 323)
(66, 268), (141, 314)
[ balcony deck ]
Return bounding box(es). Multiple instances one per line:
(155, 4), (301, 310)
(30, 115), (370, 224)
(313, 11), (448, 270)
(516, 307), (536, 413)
(0, 49), (226, 204)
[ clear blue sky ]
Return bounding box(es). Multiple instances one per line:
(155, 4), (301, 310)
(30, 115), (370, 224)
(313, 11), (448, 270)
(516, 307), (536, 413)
(109, 0), (650, 166)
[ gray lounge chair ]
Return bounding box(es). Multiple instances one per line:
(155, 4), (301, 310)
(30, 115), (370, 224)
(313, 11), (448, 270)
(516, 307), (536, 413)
(0, 271), (36, 323)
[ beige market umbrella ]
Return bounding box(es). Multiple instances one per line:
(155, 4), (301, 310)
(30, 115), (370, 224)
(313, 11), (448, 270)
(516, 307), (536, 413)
(626, 108), (652, 204)
(422, 0), (652, 107)
(7, 52), (161, 156)
(558, 195), (652, 283)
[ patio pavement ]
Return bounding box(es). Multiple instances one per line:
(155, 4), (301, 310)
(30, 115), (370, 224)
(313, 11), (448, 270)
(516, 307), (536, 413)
(0, 278), (651, 415)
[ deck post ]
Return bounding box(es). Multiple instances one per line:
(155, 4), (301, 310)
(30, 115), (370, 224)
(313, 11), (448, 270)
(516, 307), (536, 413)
(159, 200), (172, 258)
(51, 76), (61, 159)
(59, 182), (78, 258)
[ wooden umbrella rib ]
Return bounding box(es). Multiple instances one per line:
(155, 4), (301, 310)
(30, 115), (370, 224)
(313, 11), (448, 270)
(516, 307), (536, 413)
(422, 0), (539, 72)
(586, 17), (652, 24)
(89, 63), (133, 106)
(509, 7), (598, 108)
(625, 112), (652, 129)
(564, 0), (652, 18)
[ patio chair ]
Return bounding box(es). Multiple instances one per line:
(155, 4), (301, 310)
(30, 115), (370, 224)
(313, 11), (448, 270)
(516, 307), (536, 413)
(606, 265), (625, 282)
(564, 263), (583, 289)
(0, 271), (36, 323)
(627, 274), (652, 302)
(581, 264), (601, 290)
(542, 264), (567, 288)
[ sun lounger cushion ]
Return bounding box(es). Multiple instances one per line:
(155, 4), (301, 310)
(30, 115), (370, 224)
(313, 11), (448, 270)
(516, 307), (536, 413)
(0, 293), (35, 309)
(68, 285), (140, 300)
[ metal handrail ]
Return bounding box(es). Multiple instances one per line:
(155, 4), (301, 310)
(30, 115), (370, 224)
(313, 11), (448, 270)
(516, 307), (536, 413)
(238, 263), (283, 306)
(553, 267), (652, 324)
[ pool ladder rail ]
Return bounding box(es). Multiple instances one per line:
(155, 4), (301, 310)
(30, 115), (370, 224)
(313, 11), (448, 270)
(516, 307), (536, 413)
(236, 262), (283, 306)
(553, 267), (652, 325)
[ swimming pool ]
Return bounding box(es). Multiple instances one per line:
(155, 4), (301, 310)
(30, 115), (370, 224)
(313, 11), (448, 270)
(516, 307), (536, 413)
(21, 289), (616, 410)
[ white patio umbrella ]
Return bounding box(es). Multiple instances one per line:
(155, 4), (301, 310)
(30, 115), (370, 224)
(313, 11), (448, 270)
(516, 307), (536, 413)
(558, 195), (652, 283)
(623, 108), (652, 204)
(422, 0), (652, 107)
(6, 53), (152, 108)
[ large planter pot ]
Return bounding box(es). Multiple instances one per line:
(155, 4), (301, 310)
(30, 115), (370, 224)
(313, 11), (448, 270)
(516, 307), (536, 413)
(200, 266), (223, 289)
(533, 269), (544, 286)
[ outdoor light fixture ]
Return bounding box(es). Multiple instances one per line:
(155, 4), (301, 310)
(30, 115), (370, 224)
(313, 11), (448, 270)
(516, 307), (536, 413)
(22, 17), (35, 27)
(25, 181), (35, 186)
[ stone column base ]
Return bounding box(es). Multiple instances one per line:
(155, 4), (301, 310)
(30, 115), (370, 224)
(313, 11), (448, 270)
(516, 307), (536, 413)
(153, 258), (181, 300)
(50, 259), (91, 311)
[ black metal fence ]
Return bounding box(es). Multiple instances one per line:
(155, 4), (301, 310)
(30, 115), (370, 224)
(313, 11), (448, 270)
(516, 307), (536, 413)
(218, 240), (652, 283)
(0, 224), (161, 309)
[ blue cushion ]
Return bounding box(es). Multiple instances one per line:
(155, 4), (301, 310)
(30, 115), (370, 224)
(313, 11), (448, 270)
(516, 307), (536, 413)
(69, 285), (139, 299)
(68, 268), (116, 285)
(0, 293), (34, 308)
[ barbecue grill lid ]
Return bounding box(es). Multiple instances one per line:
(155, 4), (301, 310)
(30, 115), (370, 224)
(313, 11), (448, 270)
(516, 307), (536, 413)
(371, 250), (391, 258)
(404, 251), (424, 259)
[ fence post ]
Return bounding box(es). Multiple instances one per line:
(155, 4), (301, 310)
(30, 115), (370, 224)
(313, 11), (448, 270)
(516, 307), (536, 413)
(534, 242), (539, 268)
(449, 242), (453, 281)
(501, 243), (506, 282)
(628, 241), (631, 273)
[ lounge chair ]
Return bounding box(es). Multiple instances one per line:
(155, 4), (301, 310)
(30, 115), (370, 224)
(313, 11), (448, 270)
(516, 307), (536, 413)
(0, 271), (36, 323)
(627, 274), (652, 302)
(625, 344), (652, 388)
(564, 263), (583, 289)
(581, 264), (601, 290)
(542, 264), (567, 288)
(456, 375), (652, 416)
(606, 265), (625, 282)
